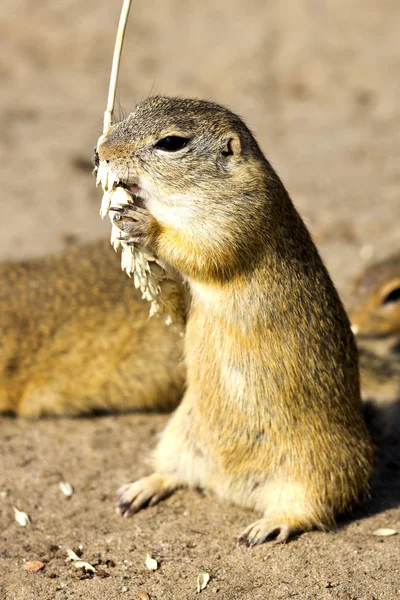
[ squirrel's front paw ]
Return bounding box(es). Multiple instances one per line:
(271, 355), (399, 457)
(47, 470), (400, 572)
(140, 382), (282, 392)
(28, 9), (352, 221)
(237, 519), (292, 546)
(115, 473), (178, 517)
(111, 204), (157, 246)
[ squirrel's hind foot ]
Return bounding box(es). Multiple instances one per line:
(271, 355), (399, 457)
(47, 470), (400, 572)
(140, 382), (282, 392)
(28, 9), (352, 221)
(115, 472), (179, 517)
(237, 519), (292, 547)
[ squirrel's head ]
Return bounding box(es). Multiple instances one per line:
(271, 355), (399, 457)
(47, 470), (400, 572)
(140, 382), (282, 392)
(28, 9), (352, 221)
(97, 96), (271, 224)
(350, 253), (400, 338)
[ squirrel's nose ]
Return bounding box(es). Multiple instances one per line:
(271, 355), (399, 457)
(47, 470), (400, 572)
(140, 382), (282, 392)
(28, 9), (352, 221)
(92, 149), (100, 168)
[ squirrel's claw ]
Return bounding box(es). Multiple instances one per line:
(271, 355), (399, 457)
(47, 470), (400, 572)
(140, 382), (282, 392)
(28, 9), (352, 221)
(237, 519), (292, 547)
(115, 473), (177, 518)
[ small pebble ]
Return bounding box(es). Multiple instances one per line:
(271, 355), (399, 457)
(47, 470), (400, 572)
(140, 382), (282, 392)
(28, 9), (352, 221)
(24, 561), (45, 573)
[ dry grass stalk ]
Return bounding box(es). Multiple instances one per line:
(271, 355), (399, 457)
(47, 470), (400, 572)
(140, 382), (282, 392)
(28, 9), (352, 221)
(95, 0), (171, 322)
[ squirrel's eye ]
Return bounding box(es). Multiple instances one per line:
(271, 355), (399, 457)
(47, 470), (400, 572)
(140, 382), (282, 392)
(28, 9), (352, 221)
(381, 286), (400, 305)
(155, 136), (189, 152)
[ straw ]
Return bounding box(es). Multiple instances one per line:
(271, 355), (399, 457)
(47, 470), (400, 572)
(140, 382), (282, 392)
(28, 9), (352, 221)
(103, 0), (132, 135)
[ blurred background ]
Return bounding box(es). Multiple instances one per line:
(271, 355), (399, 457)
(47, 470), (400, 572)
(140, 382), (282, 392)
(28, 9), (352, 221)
(0, 0), (399, 302)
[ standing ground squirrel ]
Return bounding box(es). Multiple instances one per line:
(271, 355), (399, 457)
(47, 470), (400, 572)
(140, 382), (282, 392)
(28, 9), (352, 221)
(96, 96), (373, 545)
(0, 240), (185, 417)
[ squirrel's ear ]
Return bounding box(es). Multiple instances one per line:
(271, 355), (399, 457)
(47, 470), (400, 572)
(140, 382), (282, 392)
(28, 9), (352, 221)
(221, 135), (242, 159)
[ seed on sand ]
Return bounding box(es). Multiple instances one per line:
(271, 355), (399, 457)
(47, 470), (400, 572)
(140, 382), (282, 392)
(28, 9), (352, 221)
(145, 554), (159, 571)
(59, 481), (74, 497)
(197, 572), (210, 593)
(372, 528), (398, 537)
(65, 549), (96, 573)
(14, 507), (30, 527)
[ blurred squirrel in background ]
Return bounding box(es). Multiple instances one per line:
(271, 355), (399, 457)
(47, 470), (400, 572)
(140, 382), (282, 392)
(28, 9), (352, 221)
(0, 239), (185, 418)
(350, 252), (400, 456)
(351, 251), (400, 403)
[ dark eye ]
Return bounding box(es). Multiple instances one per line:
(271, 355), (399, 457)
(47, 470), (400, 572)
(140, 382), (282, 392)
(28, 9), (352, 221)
(381, 286), (400, 305)
(155, 136), (189, 152)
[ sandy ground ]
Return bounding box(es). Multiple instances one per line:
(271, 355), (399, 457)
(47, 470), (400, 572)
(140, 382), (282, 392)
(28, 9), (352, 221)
(0, 0), (399, 598)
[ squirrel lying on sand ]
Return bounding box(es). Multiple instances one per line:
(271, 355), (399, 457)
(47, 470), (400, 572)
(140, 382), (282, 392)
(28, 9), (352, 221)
(0, 240), (185, 417)
(93, 95), (373, 545)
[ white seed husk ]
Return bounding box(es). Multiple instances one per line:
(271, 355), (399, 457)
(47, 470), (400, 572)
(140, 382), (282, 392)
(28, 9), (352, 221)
(66, 549), (96, 572)
(197, 572), (210, 593)
(72, 560), (96, 573)
(95, 158), (174, 322)
(66, 549), (81, 562)
(372, 528), (398, 537)
(59, 481), (74, 497)
(13, 506), (31, 527)
(145, 554), (159, 571)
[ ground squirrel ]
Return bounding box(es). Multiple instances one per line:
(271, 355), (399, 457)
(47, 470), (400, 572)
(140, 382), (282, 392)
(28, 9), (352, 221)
(350, 252), (400, 403)
(95, 95), (373, 545)
(351, 251), (400, 338)
(0, 240), (185, 417)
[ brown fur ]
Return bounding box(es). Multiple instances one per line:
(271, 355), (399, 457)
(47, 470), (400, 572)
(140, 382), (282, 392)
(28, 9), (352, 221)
(2, 246), (398, 418)
(0, 239), (185, 417)
(98, 96), (373, 545)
